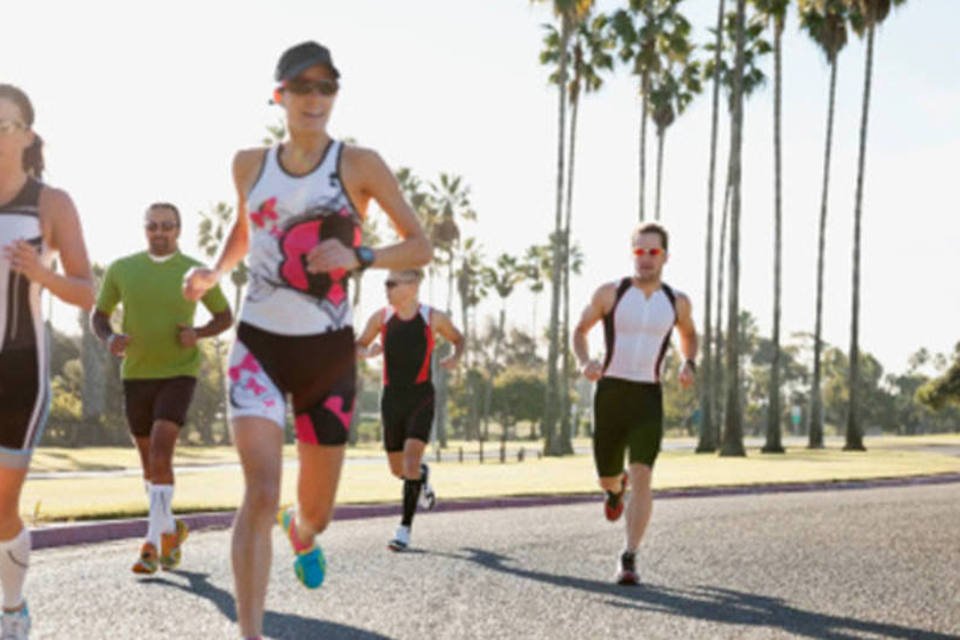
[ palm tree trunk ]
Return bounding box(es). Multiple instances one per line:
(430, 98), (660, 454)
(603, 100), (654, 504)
(809, 54), (838, 450)
(639, 71), (650, 222)
(559, 89), (581, 455)
(544, 16), (571, 457)
(714, 169), (732, 440)
(482, 307), (507, 438)
(655, 127), (666, 221)
(763, 17), (785, 454)
(697, 0), (725, 454)
(720, 0), (747, 457)
(845, 22), (875, 453)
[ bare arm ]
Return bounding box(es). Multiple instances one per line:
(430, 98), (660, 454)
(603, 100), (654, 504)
(674, 293), (698, 388)
(91, 309), (128, 357)
(307, 146), (431, 274)
(573, 284), (615, 381)
(5, 188), (94, 310)
(356, 310), (383, 358)
(432, 310), (465, 370)
(183, 149), (263, 301)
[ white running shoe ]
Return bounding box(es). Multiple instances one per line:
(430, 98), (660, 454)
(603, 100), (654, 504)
(418, 463), (436, 510)
(1, 603), (30, 640)
(388, 525), (411, 552)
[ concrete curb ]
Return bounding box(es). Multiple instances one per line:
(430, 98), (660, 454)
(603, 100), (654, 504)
(31, 471), (960, 551)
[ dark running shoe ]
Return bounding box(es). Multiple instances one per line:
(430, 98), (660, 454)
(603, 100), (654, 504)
(616, 550), (639, 585)
(604, 471), (629, 522)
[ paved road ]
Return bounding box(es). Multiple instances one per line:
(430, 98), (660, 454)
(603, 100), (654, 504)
(29, 483), (960, 639)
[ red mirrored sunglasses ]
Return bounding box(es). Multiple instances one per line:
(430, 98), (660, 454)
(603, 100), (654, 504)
(633, 247), (664, 257)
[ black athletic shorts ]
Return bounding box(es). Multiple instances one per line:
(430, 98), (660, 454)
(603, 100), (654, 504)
(230, 322), (357, 446)
(593, 377), (663, 477)
(123, 376), (197, 438)
(0, 347), (49, 459)
(381, 382), (434, 452)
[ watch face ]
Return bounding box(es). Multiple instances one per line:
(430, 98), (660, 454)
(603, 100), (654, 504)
(358, 247), (374, 264)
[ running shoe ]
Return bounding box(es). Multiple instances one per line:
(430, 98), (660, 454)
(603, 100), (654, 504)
(604, 471), (629, 522)
(278, 507), (326, 589)
(388, 525), (411, 552)
(131, 542), (158, 575)
(0, 602), (30, 640)
(418, 463), (436, 511)
(616, 550), (640, 585)
(159, 519), (190, 570)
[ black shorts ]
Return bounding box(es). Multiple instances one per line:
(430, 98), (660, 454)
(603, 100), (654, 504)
(123, 376), (198, 438)
(0, 347), (49, 460)
(593, 377), (663, 477)
(381, 382), (434, 452)
(230, 322), (356, 446)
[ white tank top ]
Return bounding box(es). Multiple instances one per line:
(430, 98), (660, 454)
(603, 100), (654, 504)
(0, 178), (54, 352)
(241, 141), (362, 336)
(602, 279), (678, 384)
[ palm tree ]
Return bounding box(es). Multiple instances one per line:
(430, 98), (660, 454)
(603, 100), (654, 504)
(555, 13), (613, 454)
(611, 0), (689, 222)
(704, 8), (770, 442)
(523, 243), (552, 347)
(720, 0), (748, 457)
(844, 0), (904, 451)
(535, 0), (594, 457)
(480, 254), (528, 439)
(649, 53), (702, 221)
(697, 0), (726, 454)
(456, 237), (488, 440)
(799, 0), (848, 449)
(752, 0), (790, 454)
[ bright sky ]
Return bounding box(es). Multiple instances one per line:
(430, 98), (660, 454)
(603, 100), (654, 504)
(4, 0), (958, 376)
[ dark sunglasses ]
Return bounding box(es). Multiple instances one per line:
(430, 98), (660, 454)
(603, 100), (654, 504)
(385, 279), (414, 290)
(0, 119), (27, 135)
(633, 247), (664, 257)
(145, 221), (178, 232)
(282, 78), (339, 97)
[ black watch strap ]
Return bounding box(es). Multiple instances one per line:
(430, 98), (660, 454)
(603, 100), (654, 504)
(354, 246), (375, 271)
(684, 358), (697, 372)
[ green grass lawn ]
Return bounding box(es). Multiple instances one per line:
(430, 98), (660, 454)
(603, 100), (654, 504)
(23, 435), (960, 523)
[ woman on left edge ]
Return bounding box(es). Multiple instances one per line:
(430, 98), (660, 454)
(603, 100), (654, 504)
(0, 83), (95, 639)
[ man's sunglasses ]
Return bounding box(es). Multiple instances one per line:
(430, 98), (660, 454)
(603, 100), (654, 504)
(281, 78), (339, 97)
(145, 221), (178, 232)
(0, 119), (27, 135)
(385, 279), (414, 290)
(633, 248), (664, 257)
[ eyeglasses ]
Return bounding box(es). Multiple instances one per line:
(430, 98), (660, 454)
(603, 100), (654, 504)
(145, 221), (178, 232)
(0, 119), (27, 135)
(281, 78), (339, 97)
(385, 279), (414, 290)
(633, 247), (664, 257)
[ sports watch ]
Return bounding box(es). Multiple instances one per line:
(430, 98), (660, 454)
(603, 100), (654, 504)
(354, 245), (375, 271)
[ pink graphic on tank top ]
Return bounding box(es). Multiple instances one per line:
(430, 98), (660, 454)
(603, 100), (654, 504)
(276, 206), (359, 308)
(251, 197), (279, 229)
(229, 352), (261, 382)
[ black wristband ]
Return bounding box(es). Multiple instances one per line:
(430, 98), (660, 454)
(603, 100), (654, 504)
(684, 358), (696, 373)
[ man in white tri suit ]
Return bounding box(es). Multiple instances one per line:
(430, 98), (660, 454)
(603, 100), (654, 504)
(573, 222), (697, 585)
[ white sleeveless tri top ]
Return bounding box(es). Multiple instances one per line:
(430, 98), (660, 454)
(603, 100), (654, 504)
(601, 279), (678, 384)
(241, 141), (362, 336)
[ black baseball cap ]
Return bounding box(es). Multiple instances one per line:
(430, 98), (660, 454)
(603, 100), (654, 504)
(275, 41), (340, 83)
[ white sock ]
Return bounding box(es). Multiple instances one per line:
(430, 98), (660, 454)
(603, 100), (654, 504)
(0, 528), (30, 610)
(146, 484), (176, 548)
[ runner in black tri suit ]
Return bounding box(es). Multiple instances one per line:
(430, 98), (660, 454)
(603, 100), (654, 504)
(0, 84), (95, 639)
(573, 222), (697, 586)
(356, 268), (464, 551)
(182, 43), (430, 640)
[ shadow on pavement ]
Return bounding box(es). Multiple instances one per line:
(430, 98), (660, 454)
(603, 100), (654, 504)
(143, 570), (390, 639)
(447, 547), (955, 640)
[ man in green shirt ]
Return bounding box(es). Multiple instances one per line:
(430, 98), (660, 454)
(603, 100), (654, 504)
(92, 202), (232, 575)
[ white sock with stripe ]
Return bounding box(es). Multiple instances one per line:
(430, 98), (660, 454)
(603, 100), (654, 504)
(146, 484), (175, 548)
(0, 527), (30, 610)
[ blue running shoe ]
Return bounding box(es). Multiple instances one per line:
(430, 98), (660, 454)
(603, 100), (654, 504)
(278, 507), (326, 589)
